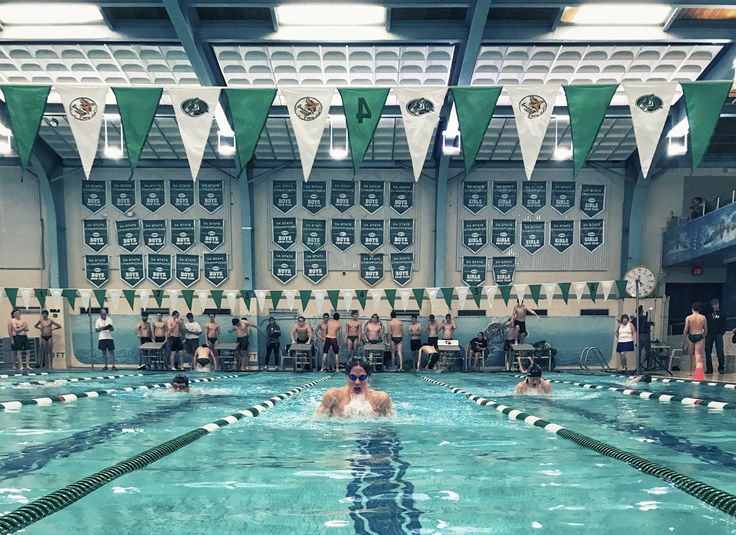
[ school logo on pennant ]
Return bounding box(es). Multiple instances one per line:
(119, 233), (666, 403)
(294, 97), (323, 121)
(69, 97), (98, 121)
(635, 94), (663, 113)
(406, 98), (434, 116)
(520, 95), (547, 119)
(181, 97), (209, 117)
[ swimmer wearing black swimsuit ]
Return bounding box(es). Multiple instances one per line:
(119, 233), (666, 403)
(513, 320), (527, 335)
(688, 333), (704, 343)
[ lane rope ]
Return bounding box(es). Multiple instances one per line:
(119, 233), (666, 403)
(422, 376), (736, 518)
(2, 373), (145, 388)
(0, 372), (49, 379)
(0, 375), (333, 534)
(570, 371), (736, 391)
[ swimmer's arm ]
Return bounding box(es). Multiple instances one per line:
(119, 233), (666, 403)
(316, 390), (338, 416)
(7, 320), (13, 337)
(50, 320), (62, 330)
(527, 307), (538, 317)
(134, 323), (143, 337)
(290, 324), (297, 343)
(210, 349), (218, 370)
(34, 319), (42, 330)
(306, 325), (313, 344)
(378, 393), (394, 417)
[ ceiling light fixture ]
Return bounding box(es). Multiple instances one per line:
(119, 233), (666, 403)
(217, 130), (236, 157)
(329, 116), (349, 160)
(104, 115), (124, 160)
(563, 4), (672, 26)
(275, 4), (386, 27)
(442, 105), (462, 156)
(0, 3), (104, 25)
(552, 116), (572, 161)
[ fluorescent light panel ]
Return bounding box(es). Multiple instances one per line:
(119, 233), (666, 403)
(0, 3), (104, 25)
(275, 4), (386, 27)
(563, 4), (673, 25)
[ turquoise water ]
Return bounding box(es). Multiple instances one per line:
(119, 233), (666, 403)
(1, 372), (735, 534)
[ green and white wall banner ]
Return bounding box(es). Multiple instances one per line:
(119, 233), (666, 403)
(272, 251), (297, 284)
(520, 221), (546, 255)
(200, 219), (225, 251)
(330, 180), (355, 213)
(171, 219), (196, 252)
(167, 87), (220, 180)
(580, 219), (604, 252)
(56, 85), (108, 180)
(360, 220), (385, 252)
(451, 86), (502, 175)
(224, 88), (277, 172)
(339, 87), (390, 173)
(550, 181), (576, 214)
(331, 219), (355, 252)
(492, 256), (516, 285)
(81, 180), (106, 213)
(389, 219), (414, 252)
(303, 251), (328, 284)
(521, 181), (547, 214)
(301, 180), (327, 214)
(281, 86), (335, 182)
(110, 180), (136, 213)
(395, 86), (448, 181)
(147, 254), (172, 287)
(203, 253), (228, 287)
(119, 254), (144, 288)
(623, 82), (678, 178)
(681, 81), (732, 171)
(112, 87), (162, 176)
(389, 182), (414, 214)
(85, 255), (109, 288)
(116, 219), (141, 253)
(506, 84), (560, 180)
(175, 254), (200, 288)
(492, 181), (518, 214)
(463, 181), (488, 214)
(83, 219), (108, 252)
(302, 219), (327, 252)
(462, 219), (487, 253)
(140, 180), (165, 212)
(169, 180), (195, 213)
(272, 180), (298, 213)
(359, 180), (385, 213)
(390, 253), (414, 287)
(1, 85), (51, 173)
(491, 219), (515, 252)
(198, 180), (224, 213)
(142, 220), (166, 252)
(462, 256), (487, 287)
(550, 220), (574, 253)
(273, 217), (297, 250)
(360, 254), (384, 286)
(579, 184), (605, 218)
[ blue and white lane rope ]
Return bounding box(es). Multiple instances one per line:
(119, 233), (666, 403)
(422, 376), (736, 518)
(3, 373), (144, 388)
(0, 375), (332, 534)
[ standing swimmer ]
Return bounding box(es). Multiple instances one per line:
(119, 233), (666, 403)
(683, 302), (708, 380)
(34, 310), (61, 368)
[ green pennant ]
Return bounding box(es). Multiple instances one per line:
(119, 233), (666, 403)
(4, 288), (18, 308)
(681, 81), (732, 171)
(440, 287), (454, 309)
(564, 84), (618, 177)
(93, 289), (106, 308)
(270, 290), (283, 310)
(558, 282), (572, 304)
(299, 290), (312, 312)
(587, 282), (599, 303)
(384, 288), (397, 309)
(528, 284), (542, 305)
(470, 286), (483, 308)
(412, 288), (425, 309)
(239, 290), (253, 312)
(355, 289), (368, 310)
(615, 280), (628, 300)
(224, 88), (277, 173)
(210, 290), (223, 310)
(1, 85), (51, 171)
(34, 288), (47, 309)
(499, 285), (512, 305)
(123, 289), (136, 310)
(182, 290), (195, 311)
(451, 87), (502, 175)
(339, 87), (390, 173)
(327, 290), (340, 311)
(62, 289), (78, 309)
(112, 87), (163, 175)
(152, 289), (165, 308)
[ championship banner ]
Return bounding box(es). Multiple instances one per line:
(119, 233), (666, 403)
(330, 180), (355, 213)
(492, 181), (518, 214)
(272, 251), (297, 284)
(463, 181), (488, 214)
(169, 180), (195, 213)
(200, 219), (224, 251)
(272, 180), (297, 213)
(119, 254), (144, 288)
(390, 253), (414, 287)
(198, 180), (224, 213)
(521, 181), (547, 214)
(301, 180), (327, 214)
(273, 217), (297, 250)
(389, 219), (414, 252)
(580, 184), (605, 218)
(520, 221), (546, 254)
(551, 182), (576, 214)
(140, 180), (165, 212)
(462, 220), (487, 253)
(491, 219), (515, 252)
(580, 219), (605, 252)
(301, 219), (326, 252)
(360, 220), (385, 252)
(360, 254), (384, 286)
(116, 219), (141, 253)
(81, 180), (106, 213)
(360, 180), (385, 213)
(83, 219), (108, 252)
(492, 256), (516, 285)
(389, 182), (414, 214)
(171, 219), (196, 252)
(331, 219), (355, 252)
(203, 253), (228, 287)
(462, 256), (487, 287)
(85, 255), (109, 288)
(303, 251), (328, 284)
(142, 220), (166, 252)
(550, 220), (574, 254)
(175, 254), (200, 288)
(110, 181), (136, 213)
(147, 254), (172, 287)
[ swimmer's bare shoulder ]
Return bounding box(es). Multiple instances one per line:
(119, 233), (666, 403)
(370, 389), (394, 417)
(316, 387), (343, 416)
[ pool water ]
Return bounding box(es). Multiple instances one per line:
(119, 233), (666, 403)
(1, 371), (735, 534)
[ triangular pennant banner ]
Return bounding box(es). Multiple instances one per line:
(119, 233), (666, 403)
(499, 285), (513, 305)
(574, 282), (586, 303)
(1, 85), (51, 171)
(451, 86), (502, 175)
(122, 289), (136, 310)
(455, 286), (469, 310)
(484, 285), (498, 310)
(284, 289), (297, 311)
(19, 288), (32, 309)
(681, 81), (732, 171)
(93, 289), (106, 308)
(601, 280), (614, 301)
(299, 290), (312, 312)
(112, 87), (163, 175)
(5, 288), (19, 308)
(356, 289), (368, 310)
(615, 280), (628, 300)
(543, 283), (556, 308)
(255, 290), (268, 312)
(49, 288), (63, 309)
(341, 289), (355, 311)
(514, 284), (527, 304)
(224, 88), (277, 172)
(210, 290), (223, 310)
(225, 290), (238, 312)
(327, 290), (340, 312)
(399, 288), (412, 311)
(384, 288), (397, 309)
(196, 290), (209, 312)
(412, 288), (425, 310)
(166, 289), (180, 312)
(79, 289), (93, 310)
(426, 287), (439, 311)
(528, 284), (542, 305)
(56, 85), (108, 179)
(587, 282), (599, 303)
(558, 282), (571, 304)
(470, 286), (483, 308)
(440, 287), (454, 310)
(369, 289), (382, 312)
(138, 289), (150, 311)
(108, 289), (122, 312)
(153, 289), (165, 308)
(313, 290), (327, 314)
(270, 290), (283, 310)
(240, 290), (253, 312)
(339, 87), (390, 173)
(34, 288), (48, 309)
(62, 289), (77, 309)
(181, 289), (194, 311)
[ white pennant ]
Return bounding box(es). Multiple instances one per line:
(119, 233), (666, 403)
(167, 87), (221, 180)
(484, 285), (498, 310)
(255, 290), (268, 313)
(284, 289), (297, 311)
(56, 85), (108, 180)
(79, 288), (93, 310)
(426, 287), (439, 312)
(138, 289), (150, 311)
(0, 288), (4, 306)
(19, 288), (32, 309)
(280, 87), (335, 181)
(197, 290), (209, 312)
(225, 290), (238, 313)
(543, 283), (557, 308)
(398, 288), (412, 311)
(395, 87), (448, 181)
(341, 289), (355, 312)
(623, 83), (678, 178)
(574, 282), (586, 304)
(313, 290), (327, 314)
(455, 286), (469, 310)
(107, 289), (122, 312)
(513, 284), (527, 304)
(369, 289), (383, 312)
(505, 84), (560, 180)
(601, 280), (615, 302)
(49, 288), (63, 309)
(166, 289), (180, 312)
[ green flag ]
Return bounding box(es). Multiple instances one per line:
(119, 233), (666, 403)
(587, 282), (599, 303)
(62, 289), (77, 309)
(440, 287), (454, 309)
(299, 290), (312, 312)
(182, 289), (195, 310)
(112, 87), (162, 175)
(339, 87), (390, 173)
(270, 290), (283, 310)
(615, 280), (628, 300)
(384, 288), (397, 309)
(327, 290), (340, 311)
(153, 289), (164, 308)
(123, 289), (136, 310)
(412, 288), (425, 310)
(451, 87), (502, 175)
(1, 85), (51, 171)
(224, 88), (277, 173)
(5, 288), (18, 308)
(528, 284), (541, 305)
(470, 286), (483, 308)
(240, 290), (253, 312)
(34, 289), (47, 309)
(356, 289), (368, 310)
(681, 81), (731, 171)
(564, 84), (618, 177)
(499, 285), (512, 305)
(93, 289), (106, 308)
(210, 290), (223, 309)
(558, 282), (572, 304)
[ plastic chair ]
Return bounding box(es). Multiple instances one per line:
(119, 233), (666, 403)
(668, 348), (684, 372)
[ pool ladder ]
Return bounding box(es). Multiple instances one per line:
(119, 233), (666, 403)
(579, 347), (612, 372)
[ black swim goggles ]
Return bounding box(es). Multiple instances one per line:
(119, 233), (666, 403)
(348, 374), (368, 382)
(172, 382), (188, 390)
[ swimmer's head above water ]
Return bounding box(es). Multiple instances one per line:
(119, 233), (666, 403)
(346, 357), (372, 395)
(526, 363), (543, 387)
(171, 375), (190, 392)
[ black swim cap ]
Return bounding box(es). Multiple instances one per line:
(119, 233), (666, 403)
(527, 364), (542, 378)
(641, 373), (652, 383)
(172, 375), (189, 386)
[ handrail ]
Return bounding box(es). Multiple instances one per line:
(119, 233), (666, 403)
(579, 346), (610, 372)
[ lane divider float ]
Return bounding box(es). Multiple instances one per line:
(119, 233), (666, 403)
(571, 371), (736, 391)
(2, 373), (145, 388)
(0, 372), (49, 379)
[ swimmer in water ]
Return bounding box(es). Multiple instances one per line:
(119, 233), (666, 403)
(513, 364), (551, 395)
(192, 343), (218, 372)
(626, 373), (652, 386)
(169, 375), (191, 393)
(316, 357), (393, 418)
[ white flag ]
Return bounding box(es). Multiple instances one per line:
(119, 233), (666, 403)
(543, 283), (556, 308)
(79, 288), (93, 310)
(313, 290), (326, 314)
(225, 290), (238, 313)
(167, 87), (221, 181)
(139, 289), (150, 311)
(514, 284), (527, 304)
(280, 87), (335, 182)
(341, 289), (355, 312)
(484, 285), (498, 310)
(369, 289), (382, 312)
(600, 280), (615, 302)
(399, 288), (411, 311)
(56, 85), (108, 180)
(166, 289), (180, 312)
(19, 288), (32, 309)
(108, 289), (122, 312)
(455, 286), (469, 310)
(395, 87), (448, 181)
(506, 84), (560, 180)
(284, 289), (297, 311)
(426, 287), (439, 312)
(255, 290), (268, 313)
(623, 83), (678, 178)
(197, 290), (209, 312)
(49, 288), (63, 309)
(574, 281), (586, 303)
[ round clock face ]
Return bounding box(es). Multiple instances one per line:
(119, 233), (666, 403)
(625, 266), (656, 298)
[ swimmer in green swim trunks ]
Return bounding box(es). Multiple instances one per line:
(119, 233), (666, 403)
(192, 343), (218, 372)
(416, 344), (440, 371)
(8, 309), (30, 370)
(683, 302), (708, 379)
